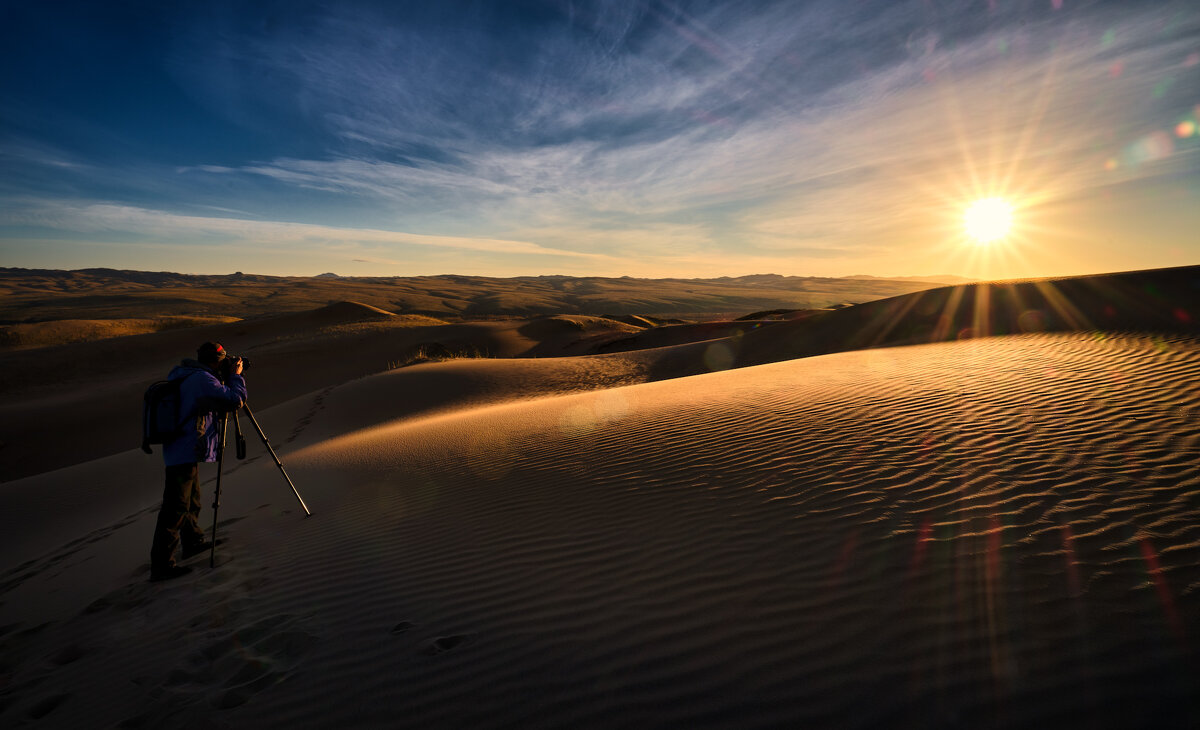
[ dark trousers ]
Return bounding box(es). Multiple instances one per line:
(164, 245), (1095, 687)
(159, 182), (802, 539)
(151, 463), (207, 570)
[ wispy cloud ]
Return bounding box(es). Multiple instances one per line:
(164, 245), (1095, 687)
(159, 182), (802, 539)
(181, 2), (1197, 253)
(0, 201), (619, 260)
(3, 0), (1197, 277)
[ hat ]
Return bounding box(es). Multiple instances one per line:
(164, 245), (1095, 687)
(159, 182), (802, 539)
(197, 341), (227, 363)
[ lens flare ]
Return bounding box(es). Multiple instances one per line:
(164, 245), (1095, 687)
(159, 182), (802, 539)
(963, 198), (1014, 243)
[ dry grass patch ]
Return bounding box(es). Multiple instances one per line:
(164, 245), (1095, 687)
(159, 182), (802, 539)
(0, 316), (242, 350)
(387, 342), (493, 369)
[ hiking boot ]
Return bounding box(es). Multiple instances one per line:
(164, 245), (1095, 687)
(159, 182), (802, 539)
(149, 565), (193, 582)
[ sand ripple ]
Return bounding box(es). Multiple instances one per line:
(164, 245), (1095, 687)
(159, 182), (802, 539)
(254, 333), (1200, 728)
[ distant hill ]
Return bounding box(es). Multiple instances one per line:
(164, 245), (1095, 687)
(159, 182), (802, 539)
(842, 274), (976, 285)
(0, 268), (948, 323)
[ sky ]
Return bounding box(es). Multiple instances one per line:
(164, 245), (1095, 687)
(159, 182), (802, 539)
(0, 0), (1197, 279)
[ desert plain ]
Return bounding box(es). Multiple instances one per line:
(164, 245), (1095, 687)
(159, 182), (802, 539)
(1, 265), (1199, 728)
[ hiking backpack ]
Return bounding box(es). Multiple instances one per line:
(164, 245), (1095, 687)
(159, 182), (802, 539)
(141, 377), (192, 454)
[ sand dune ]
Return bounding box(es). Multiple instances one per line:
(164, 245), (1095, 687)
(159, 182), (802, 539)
(6, 266), (1192, 481)
(2, 329), (1198, 727)
(0, 306), (644, 481)
(0, 267), (949, 323)
(733, 265), (1200, 367)
(1, 266), (1199, 727)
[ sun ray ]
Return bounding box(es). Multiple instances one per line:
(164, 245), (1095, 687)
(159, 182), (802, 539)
(932, 284), (967, 341)
(1031, 279), (1095, 330)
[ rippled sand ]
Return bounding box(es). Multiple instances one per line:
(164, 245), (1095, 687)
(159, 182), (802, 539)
(258, 332), (1199, 727)
(6, 331), (1194, 727)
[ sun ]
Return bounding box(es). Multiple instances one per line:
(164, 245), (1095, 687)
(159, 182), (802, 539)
(963, 198), (1014, 243)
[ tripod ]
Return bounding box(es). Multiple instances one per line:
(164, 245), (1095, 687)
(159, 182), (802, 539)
(211, 402), (312, 568)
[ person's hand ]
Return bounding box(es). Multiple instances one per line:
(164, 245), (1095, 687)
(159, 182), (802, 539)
(232, 356), (244, 376)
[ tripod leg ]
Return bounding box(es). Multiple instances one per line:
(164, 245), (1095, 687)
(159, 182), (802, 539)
(210, 412), (229, 569)
(243, 403), (312, 516)
(234, 410), (247, 460)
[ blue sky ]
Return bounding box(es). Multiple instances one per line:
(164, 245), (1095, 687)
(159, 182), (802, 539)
(1, 0), (1197, 278)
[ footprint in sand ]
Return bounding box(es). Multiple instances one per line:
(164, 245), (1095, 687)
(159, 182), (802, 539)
(286, 387), (333, 444)
(161, 614), (317, 709)
(421, 634), (474, 656)
(26, 692), (69, 720)
(391, 621), (416, 634)
(51, 643), (86, 666)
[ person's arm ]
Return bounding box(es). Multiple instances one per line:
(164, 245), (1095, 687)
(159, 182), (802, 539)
(194, 366), (247, 411)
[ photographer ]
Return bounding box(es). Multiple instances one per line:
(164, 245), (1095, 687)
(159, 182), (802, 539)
(150, 341), (247, 582)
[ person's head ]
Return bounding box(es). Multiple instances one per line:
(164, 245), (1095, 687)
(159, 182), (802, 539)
(197, 341), (227, 368)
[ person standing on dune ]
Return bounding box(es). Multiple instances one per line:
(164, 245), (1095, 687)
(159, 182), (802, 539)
(149, 341), (246, 582)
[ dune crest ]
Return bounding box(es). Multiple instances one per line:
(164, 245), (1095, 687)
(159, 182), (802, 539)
(736, 265), (1200, 367)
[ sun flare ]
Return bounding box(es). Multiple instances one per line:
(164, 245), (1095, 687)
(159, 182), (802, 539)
(963, 198), (1014, 243)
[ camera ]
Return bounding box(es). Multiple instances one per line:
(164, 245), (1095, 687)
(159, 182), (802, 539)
(219, 355), (250, 379)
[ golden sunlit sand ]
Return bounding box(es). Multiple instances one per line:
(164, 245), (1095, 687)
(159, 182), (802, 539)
(1, 266), (1198, 727)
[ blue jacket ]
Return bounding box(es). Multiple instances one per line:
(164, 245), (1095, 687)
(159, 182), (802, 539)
(162, 359), (248, 466)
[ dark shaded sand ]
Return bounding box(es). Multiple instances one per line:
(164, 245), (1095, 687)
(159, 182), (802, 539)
(0, 265), (1198, 728)
(733, 265), (1200, 366)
